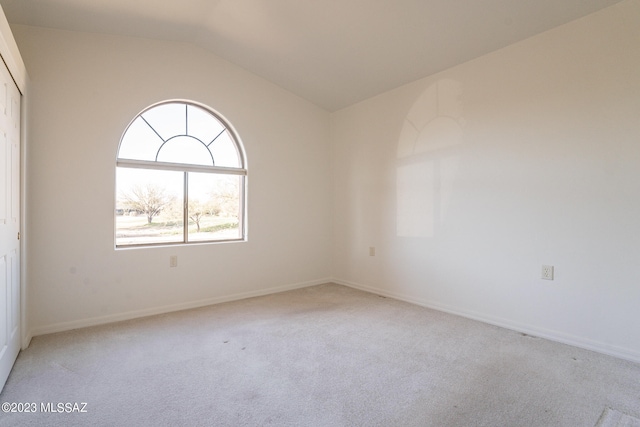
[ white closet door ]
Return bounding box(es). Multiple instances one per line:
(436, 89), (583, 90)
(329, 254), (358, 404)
(0, 58), (21, 392)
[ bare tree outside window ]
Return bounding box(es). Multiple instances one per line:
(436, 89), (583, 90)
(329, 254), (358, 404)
(119, 184), (175, 224)
(188, 199), (207, 232)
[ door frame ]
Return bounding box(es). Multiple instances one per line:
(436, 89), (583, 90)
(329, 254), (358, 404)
(0, 5), (29, 350)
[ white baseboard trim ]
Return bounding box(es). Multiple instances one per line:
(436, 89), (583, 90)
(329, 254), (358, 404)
(30, 278), (331, 338)
(333, 278), (640, 364)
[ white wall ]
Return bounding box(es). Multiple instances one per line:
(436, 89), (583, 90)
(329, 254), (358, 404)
(331, 0), (640, 361)
(13, 25), (332, 335)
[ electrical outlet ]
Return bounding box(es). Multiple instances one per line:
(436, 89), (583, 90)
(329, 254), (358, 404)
(541, 265), (554, 280)
(369, 247), (376, 256)
(170, 255), (178, 268)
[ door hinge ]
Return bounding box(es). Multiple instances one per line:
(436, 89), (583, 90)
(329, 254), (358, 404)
(17, 232), (20, 240)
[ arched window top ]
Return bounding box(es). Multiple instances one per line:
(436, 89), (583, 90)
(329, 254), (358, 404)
(117, 100), (246, 171)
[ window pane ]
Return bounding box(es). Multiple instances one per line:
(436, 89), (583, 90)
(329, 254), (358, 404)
(141, 102), (185, 141)
(188, 173), (242, 242)
(116, 168), (184, 246)
(209, 131), (241, 167)
(188, 104), (225, 144)
(157, 136), (213, 166)
(118, 116), (164, 161)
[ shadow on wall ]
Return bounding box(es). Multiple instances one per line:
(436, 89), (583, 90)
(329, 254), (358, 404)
(396, 79), (465, 238)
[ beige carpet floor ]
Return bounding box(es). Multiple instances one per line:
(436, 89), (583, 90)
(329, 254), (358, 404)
(1, 283), (639, 426)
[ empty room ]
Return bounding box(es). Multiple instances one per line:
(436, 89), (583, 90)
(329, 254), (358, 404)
(1, 0), (639, 425)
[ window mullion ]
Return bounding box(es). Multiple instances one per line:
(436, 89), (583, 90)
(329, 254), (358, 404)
(184, 171), (189, 243)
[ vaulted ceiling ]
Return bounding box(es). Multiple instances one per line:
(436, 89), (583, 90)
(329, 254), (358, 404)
(0, 0), (623, 111)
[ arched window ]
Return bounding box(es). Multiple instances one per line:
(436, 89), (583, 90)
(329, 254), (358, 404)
(115, 100), (246, 247)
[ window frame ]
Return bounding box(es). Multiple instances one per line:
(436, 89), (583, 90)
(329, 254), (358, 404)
(115, 100), (247, 248)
